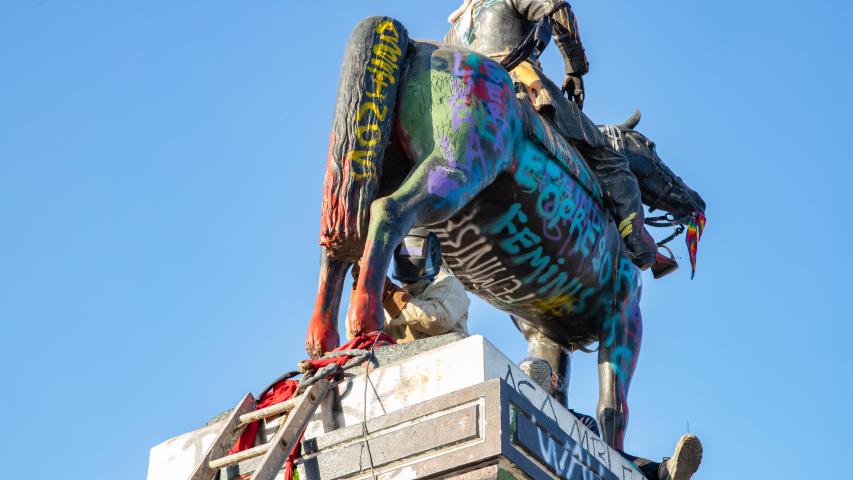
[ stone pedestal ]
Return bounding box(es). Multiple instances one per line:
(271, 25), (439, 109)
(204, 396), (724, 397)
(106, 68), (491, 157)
(148, 335), (642, 480)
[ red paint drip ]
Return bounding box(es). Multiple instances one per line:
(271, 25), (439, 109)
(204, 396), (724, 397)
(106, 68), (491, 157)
(348, 240), (385, 335)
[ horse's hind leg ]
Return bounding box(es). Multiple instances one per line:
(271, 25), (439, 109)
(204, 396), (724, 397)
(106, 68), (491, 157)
(597, 269), (643, 450)
(347, 150), (499, 337)
(348, 48), (519, 337)
(305, 247), (351, 358)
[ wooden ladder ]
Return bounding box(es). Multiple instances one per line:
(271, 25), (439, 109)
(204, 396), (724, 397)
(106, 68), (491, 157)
(188, 378), (332, 480)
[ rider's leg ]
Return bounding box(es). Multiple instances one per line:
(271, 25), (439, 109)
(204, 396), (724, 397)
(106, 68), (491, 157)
(579, 143), (658, 269)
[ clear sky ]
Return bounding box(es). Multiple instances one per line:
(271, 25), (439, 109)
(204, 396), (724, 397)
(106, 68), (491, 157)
(1, 1), (851, 478)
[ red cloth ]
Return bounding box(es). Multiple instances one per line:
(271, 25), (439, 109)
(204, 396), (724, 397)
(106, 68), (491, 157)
(228, 379), (298, 454)
(228, 332), (395, 478)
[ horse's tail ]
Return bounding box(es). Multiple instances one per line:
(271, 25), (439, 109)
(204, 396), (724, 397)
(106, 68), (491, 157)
(319, 17), (410, 261)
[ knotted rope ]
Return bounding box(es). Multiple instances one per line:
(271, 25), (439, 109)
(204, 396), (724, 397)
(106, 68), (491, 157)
(229, 332), (396, 479)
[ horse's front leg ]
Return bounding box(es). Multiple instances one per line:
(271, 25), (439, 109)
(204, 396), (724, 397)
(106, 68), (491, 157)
(305, 247), (351, 358)
(513, 315), (572, 407)
(597, 272), (643, 450)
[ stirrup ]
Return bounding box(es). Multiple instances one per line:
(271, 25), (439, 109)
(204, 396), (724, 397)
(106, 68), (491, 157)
(651, 245), (679, 279)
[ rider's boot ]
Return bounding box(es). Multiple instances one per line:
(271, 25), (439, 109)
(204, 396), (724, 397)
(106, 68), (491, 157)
(582, 144), (659, 269)
(619, 213), (658, 270)
(658, 434), (703, 480)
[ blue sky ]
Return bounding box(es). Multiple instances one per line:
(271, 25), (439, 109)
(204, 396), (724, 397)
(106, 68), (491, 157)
(1, 1), (851, 478)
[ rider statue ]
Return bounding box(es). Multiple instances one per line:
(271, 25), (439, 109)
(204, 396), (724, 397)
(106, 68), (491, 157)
(445, 0), (675, 274)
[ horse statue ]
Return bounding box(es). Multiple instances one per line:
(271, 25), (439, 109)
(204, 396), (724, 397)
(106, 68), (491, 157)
(305, 16), (705, 451)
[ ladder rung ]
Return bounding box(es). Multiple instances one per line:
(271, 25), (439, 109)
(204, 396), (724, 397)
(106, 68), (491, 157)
(187, 392), (257, 480)
(249, 379), (332, 480)
(238, 397), (298, 427)
(188, 379), (331, 480)
(209, 443), (269, 470)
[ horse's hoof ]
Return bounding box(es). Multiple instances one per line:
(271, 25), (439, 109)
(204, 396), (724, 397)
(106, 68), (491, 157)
(519, 357), (554, 393)
(305, 341), (324, 360)
(305, 333), (337, 359)
(662, 433), (703, 480)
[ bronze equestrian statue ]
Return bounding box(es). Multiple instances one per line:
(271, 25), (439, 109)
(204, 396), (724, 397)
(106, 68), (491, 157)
(305, 11), (705, 455)
(446, 0), (678, 275)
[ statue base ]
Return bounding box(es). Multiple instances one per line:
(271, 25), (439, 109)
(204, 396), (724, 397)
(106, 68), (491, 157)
(147, 335), (643, 480)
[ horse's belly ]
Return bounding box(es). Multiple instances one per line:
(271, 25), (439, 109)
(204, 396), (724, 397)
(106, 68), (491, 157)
(432, 142), (627, 344)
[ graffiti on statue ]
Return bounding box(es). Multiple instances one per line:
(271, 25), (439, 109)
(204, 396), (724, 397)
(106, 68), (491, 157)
(306, 15), (706, 453)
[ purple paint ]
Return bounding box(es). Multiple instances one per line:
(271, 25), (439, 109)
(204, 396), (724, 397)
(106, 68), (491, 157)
(450, 78), (473, 129)
(439, 135), (458, 168)
(428, 166), (460, 198)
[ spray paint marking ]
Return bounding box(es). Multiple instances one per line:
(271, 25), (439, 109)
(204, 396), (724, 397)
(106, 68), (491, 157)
(426, 51), (515, 208)
(346, 19), (403, 180)
(486, 203), (595, 315)
(434, 207), (536, 308)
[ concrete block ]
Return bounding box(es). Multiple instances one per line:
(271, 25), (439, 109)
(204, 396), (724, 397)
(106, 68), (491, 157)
(298, 380), (502, 479)
(148, 335), (643, 480)
(147, 422), (222, 480)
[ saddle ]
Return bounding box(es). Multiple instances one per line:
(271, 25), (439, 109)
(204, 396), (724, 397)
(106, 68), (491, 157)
(508, 60), (608, 149)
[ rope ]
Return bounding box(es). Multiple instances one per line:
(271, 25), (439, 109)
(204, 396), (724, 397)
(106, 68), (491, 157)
(228, 332), (395, 480)
(295, 332), (389, 479)
(360, 329), (387, 480)
(295, 349), (372, 395)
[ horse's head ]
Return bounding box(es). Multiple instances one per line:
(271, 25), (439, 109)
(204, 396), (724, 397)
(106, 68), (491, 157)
(601, 111), (706, 220)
